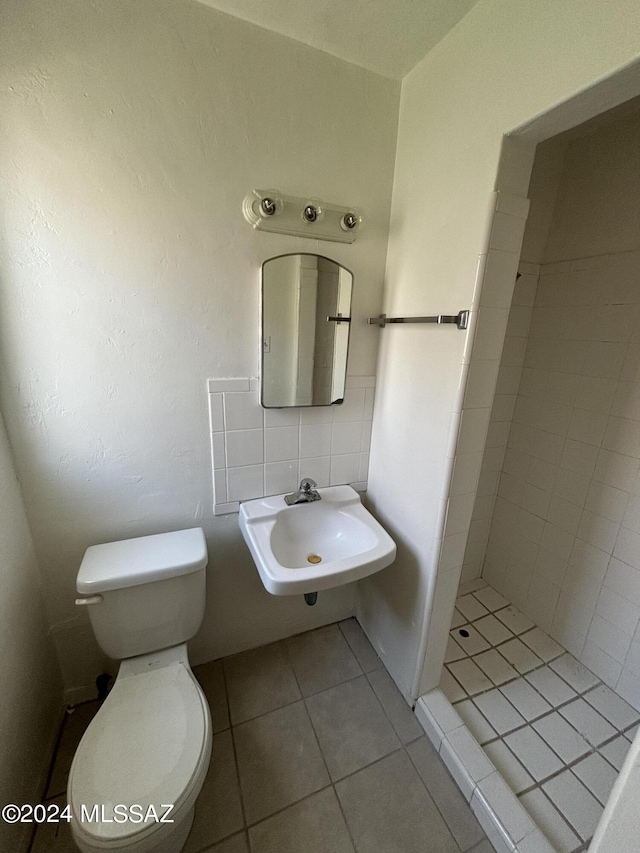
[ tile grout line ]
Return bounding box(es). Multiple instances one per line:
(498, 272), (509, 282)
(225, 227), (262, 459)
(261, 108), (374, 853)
(223, 661), (251, 842)
(446, 583), (640, 849)
(287, 631), (360, 853)
(527, 784), (587, 849)
(403, 740), (486, 853)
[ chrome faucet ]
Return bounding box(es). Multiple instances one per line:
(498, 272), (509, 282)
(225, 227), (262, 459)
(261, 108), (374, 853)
(284, 477), (321, 506)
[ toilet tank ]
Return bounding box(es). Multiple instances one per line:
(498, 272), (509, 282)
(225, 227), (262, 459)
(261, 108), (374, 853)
(76, 528), (208, 660)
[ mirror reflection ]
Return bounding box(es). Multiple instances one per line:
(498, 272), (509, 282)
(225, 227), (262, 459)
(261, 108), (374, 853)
(261, 254), (353, 407)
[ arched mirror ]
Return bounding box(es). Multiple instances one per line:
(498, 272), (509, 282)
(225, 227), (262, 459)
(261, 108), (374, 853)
(261, 254), (353, 408)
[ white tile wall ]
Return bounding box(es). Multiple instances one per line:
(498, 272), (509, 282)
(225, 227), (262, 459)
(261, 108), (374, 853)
(208, 376), (375, 514)
(460, 262), (540, 586)
(480, 249), (640, 709)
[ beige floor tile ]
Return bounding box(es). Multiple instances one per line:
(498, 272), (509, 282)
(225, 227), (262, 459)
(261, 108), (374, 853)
(223, 641), (300, 724)
(248, 788), (355, 853)
(183, 730), (244, 852)
(306, 676), (399, 780)
(336, 750), (460, 853)
(339, 618), (383, 672)
(233, 701), (329, 824)
(366, 667), (424, 744)
(193, 659), (230, 733)
(286, 624), (362, 696)
(407, 737), (486, 851)
(206, 832), (250, 852)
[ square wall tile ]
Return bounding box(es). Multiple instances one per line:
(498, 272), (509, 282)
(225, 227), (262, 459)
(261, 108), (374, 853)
(332, 421), (362, 455)
(227, 465), (264, 502)
(224, 391), (263, 430)
(264, 460), (299, 496)
(299, 456), (330, 487)
(226, 429), (264, 468)
(300, 423), (332, 458)
(330, 453), (360, 485)
(265, 426), (299, 463)
(264, 407), (301, 427)
(332, 388), (365, 422)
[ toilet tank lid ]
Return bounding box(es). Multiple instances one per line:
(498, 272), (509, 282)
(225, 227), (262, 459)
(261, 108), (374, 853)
(77, 528), (208, 594)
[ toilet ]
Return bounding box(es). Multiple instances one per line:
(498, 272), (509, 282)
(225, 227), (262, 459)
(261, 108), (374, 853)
(68, 528), (212, 853)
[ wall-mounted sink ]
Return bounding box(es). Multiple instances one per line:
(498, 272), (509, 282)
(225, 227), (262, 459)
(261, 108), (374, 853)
(239, 485), (396, 595)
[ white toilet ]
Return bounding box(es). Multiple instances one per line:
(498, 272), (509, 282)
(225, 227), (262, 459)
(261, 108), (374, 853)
(68, 528), (212, 853)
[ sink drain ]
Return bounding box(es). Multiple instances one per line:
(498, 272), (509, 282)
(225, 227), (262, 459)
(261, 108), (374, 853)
(307, 554), (322, 564)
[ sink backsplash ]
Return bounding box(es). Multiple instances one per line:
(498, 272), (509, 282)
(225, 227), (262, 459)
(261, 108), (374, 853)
(208, 376), (375, 515)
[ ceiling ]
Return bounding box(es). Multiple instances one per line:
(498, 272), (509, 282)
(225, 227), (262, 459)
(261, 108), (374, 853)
(194, 0), (481, 80)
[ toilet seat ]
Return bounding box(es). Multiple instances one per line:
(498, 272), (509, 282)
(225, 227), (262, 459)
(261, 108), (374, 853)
(68, 651), (211, 851)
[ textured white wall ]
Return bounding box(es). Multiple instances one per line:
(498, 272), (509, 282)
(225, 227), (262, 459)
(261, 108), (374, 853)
(361, 0), (640, 700)
(0, 0), (399, 696)
(0, 414), (62, 851)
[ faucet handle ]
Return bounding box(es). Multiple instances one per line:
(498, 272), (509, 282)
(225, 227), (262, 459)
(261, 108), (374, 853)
(300, 477), (317, 492)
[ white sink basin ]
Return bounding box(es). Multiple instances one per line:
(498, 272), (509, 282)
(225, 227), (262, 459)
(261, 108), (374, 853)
(239, 485), (396, 595)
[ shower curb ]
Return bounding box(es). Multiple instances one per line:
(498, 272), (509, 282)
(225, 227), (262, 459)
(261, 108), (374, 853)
(415, 689), (557, 853)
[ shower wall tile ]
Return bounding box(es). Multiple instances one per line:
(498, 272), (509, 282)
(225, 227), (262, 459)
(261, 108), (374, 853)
(207, 376), (375, 514)
(481, 249), (640, 710)
(461, 263), (540, 583)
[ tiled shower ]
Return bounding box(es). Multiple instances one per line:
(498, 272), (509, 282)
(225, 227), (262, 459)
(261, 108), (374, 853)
(433, 104), (640, 850)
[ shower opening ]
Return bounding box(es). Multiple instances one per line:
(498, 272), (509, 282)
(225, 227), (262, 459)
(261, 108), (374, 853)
(433, 94), (640, 852)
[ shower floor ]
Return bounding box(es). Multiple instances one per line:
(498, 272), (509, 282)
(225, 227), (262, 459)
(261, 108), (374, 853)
(440, 579), (640, 852)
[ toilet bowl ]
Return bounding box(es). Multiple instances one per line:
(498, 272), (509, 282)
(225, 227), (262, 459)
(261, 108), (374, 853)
(68, 529), (211, 853)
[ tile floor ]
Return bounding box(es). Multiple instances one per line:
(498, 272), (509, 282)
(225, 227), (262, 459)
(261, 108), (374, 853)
(442, 579), (640, 853)
(32, 619), (491, 853)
